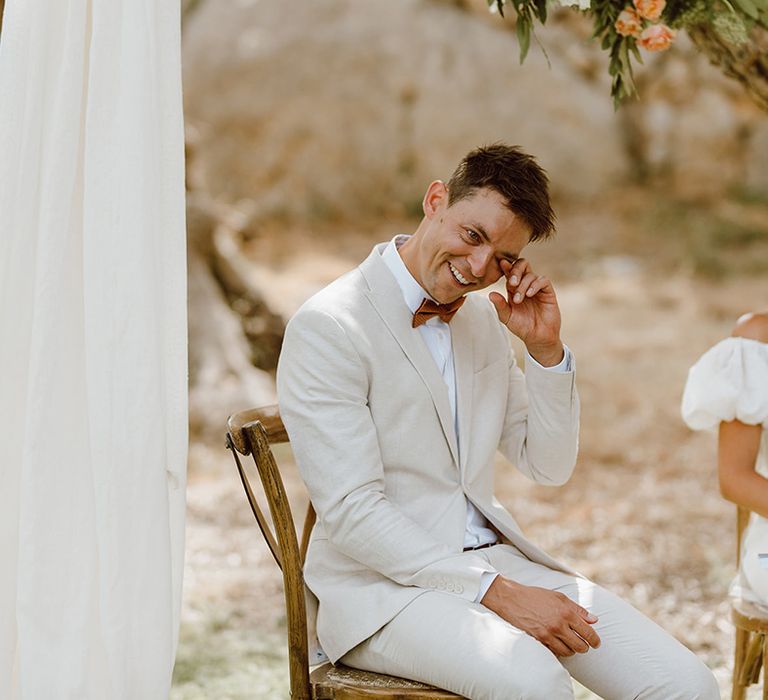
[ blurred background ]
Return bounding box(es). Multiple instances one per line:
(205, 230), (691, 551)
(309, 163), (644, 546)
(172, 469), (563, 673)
(173, 1), (768, 697)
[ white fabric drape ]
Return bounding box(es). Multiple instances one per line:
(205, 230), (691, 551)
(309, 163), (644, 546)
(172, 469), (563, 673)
(0, 1), (187, 698)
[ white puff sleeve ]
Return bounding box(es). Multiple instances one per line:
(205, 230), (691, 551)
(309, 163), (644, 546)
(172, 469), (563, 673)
(682, 337), (768, 431)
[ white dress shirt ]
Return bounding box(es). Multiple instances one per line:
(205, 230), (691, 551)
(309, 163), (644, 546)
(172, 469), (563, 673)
(382, 236), (573, 601)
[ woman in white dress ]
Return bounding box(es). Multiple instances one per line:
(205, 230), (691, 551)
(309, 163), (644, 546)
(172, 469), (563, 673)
(682, 311), (768, 605)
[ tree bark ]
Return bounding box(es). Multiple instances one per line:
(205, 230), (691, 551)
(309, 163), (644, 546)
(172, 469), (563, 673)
(687, 23), (768, 113)
(209, 224), (285, 373)
(186, 193), (279, 441)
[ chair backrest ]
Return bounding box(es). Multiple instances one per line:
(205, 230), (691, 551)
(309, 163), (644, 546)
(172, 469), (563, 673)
(227, 405), (316, 700)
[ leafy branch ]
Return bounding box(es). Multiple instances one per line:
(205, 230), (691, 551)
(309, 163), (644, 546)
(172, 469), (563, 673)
(488, 0), (768, 105)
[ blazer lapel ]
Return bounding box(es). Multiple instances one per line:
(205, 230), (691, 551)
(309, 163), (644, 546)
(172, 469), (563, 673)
(360, 246), (459, 466)
(450, 305), (474, 473)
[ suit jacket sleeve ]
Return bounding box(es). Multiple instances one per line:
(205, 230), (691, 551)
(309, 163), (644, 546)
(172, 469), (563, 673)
(277, 306), (492, 600)
(496, 324), (580, 486)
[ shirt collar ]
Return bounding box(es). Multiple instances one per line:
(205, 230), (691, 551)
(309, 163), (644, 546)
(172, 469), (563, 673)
(381, 234), (434, 314)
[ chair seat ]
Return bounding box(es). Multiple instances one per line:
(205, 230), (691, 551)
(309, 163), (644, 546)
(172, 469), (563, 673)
(732, 597), (768, 633)
(311, 662), (462, 699)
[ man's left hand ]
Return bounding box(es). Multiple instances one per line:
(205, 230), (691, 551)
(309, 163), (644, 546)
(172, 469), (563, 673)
(489, 258), (564, 367)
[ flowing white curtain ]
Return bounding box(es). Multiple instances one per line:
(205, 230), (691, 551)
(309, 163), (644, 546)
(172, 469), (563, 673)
(0, 0), (187, 698)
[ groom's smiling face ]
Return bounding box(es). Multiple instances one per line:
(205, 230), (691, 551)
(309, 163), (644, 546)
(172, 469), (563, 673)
(399, 183), (532, 305)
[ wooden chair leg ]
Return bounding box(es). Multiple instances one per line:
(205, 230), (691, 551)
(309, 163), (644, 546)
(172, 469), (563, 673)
(734, 630), (748, 700)
(742, 632), (765, 687)
(748, 634), (764, 686)
(734, 627), (750, 700)
(763, 635), (768, 700)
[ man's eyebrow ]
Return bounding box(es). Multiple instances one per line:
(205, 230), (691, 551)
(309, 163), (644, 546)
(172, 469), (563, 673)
(471, 223), (518, 262)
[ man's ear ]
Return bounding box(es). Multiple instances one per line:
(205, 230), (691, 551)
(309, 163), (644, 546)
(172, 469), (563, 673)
(422, 180), (448, 219)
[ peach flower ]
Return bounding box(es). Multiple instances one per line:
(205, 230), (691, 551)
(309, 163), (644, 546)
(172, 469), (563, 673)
(633, 0), (666, 21)
(615, 7), (643, 37)
(637, 23), (676, 51)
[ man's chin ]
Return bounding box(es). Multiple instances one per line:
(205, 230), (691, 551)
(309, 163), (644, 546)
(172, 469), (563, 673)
(430, 276), (473, 303)
(434, 291), (466, 304)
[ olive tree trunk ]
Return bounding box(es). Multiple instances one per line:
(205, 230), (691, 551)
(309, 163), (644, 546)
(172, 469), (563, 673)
(186, 192), (283, 441)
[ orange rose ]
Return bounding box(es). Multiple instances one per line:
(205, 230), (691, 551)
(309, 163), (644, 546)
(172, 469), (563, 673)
(637, 24), (676, 51)
(615, 7), (643, 37)
(633, 0), (665, 20)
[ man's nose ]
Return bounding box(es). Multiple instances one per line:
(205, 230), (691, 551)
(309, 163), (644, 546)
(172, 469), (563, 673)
(468, 246), (494, 278)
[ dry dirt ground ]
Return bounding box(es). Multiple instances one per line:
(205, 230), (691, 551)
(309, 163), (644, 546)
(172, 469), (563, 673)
(171, 193), (768, 699)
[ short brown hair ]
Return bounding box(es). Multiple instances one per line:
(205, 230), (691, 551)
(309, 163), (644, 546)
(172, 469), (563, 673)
(446, 144), (556, 242)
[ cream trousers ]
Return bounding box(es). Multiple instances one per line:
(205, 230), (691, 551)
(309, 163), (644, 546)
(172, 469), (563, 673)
(341, 545), (718, 700)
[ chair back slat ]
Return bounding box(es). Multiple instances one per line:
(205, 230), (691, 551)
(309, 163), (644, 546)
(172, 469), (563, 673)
(227, 434), (283, 569)
(227, 407), (312, 700)
(299, 502), (317, 566)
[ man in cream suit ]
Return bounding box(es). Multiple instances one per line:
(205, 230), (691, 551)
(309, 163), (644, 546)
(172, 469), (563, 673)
(277, 144), (717, 699)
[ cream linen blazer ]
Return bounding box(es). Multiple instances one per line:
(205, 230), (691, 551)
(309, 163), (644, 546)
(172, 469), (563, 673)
(276, 243), (580, 663)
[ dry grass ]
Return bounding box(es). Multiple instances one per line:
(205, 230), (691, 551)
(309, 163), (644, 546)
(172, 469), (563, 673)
(173, 191), (768, 699)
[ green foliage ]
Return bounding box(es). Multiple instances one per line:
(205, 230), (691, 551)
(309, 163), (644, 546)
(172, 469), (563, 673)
(712, 9), (750, 43)
(592, 0), (644, 108)
(667, 0), (710, 28)
(490, 0), (547, 61)
(488, 0), (768, 105)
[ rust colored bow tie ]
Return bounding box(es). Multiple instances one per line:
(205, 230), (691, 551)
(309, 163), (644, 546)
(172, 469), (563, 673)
(412, 296), (466, 328)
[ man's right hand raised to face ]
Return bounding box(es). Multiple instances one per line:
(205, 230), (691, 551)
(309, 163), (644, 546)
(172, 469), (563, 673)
(480, 574), (601, 657)
(489, 258), (565, 368)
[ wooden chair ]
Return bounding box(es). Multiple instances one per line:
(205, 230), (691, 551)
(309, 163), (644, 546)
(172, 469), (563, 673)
(226, 405), (462, 699)
(732, 505), (768, 700)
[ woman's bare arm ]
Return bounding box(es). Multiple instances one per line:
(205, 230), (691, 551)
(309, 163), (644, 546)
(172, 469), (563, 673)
(718, 420), (765, 515)
(717, 310), (768, 516)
